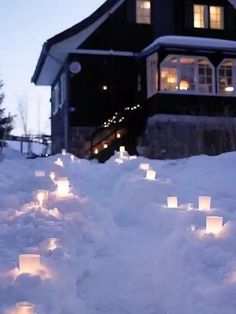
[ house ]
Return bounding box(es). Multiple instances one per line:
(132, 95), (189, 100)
(32, 0), (236, 160)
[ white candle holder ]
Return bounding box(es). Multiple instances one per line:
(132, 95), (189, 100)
(19, 254), (41, 275)
(199, 196), (211, 211)
(145, 170), (156, 181)
(206, 216), (223, 235)
(139, 163), (150, 171)
(56, 177), (70, 197)
(47, 238), (61, 251)
(61, 149), (66, 155)
(15, 302), (36, 314)
(71, 155), (75, 162)
(36, 190), (48, 208)
(167, 196), (178, 208)
(54, 158), (64, 167)
(119, 146), (125, 153)
(49, 172), (56, 181)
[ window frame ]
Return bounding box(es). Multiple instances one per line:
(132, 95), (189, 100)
(193, 4), (224, 30)
(136, 0), (151, 24)
(217, 59), (236, 97)
(159, 54), (216, 96)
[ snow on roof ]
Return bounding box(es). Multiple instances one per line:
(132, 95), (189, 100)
(228, 0), (236, 8)
(142, 35), (236, 56)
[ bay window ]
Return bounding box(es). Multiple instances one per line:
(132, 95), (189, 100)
(160, 55), (215, 94)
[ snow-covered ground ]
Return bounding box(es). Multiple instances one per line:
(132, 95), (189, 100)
(0, 148), (236, 314)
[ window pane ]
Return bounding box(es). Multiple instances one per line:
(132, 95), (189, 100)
(161, 68), (178, 91)
(218, 59), (235, 95)
(136, 0), (151, 24)
(210, 6), (224, 29)
(197, 58), (214, 94)
(194, 5), (207, 28)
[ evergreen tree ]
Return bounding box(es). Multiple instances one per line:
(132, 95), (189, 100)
(0, 80), (13, 142)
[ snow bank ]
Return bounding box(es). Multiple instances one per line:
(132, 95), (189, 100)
(0, 148), (236, 313)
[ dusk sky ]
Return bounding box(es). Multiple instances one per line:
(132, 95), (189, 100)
(0, 0), (105, 135)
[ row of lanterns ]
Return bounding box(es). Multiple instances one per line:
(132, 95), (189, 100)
(6, 150), (226, 312)
(6, 154), (74, 313)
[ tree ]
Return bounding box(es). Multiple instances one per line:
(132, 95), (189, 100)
(0, 80), (13, 149)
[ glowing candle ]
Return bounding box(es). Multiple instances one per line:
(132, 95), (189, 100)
(119, 146), (125, 153)
(34, 170), (45, 177)
(146, 170), (156, 181)
(206, 216), (223, 235)
(71, 155), (75, 162)
(167, 196), (178, 208)
(48, 238), (60, 251)
(49, 172), (56, 181)
(19, 254), (41, 275)
(199, 196), (211, 211)
(56, 177), (70, 197)
(94, 149), (99, 155)
(55, 158), (64, 167)
(15, 302), (36, 314)
(36, 190), (48, 207)
(139, 163), (150, 171)
(61, 149), (66, 155)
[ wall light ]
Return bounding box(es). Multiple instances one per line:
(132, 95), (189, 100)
(19, 254), (41, 275)
(146, 170), (156, 180)
(167, 196), (178, 208)
(206, 216), (223, 235)
(198, 196), (211, 211)
(116, 133), (121, 139)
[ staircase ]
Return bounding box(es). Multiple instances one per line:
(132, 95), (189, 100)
(84, 104), (145, 162)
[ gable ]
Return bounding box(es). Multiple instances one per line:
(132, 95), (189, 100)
(32, 0), (125, 85)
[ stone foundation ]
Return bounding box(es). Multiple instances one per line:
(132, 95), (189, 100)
(137, 114), (236, 159)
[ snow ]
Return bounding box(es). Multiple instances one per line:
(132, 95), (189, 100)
(228, 0), (236, 8)
(142, 35), (236, 56)
(1, 148), (236, 313)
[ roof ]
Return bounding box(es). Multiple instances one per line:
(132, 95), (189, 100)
(141, 36), (236, 57)
(32, 0), (124, 85)
(228, 0), (236, 8)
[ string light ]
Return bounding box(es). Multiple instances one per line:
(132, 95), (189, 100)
(101, 104), (142, 128)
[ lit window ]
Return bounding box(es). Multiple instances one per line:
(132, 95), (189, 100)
(210, 6), (224, 29)
(160, 55), (215, 94)
(194, 4), (207, 28)
(193, 5), (224, 29)
(136, 0), (151, 24)
(198, 59), (214, 93)
(218, 59), (236, 95)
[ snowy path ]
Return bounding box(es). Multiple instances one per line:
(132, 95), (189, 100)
(0, 149), (236, 313)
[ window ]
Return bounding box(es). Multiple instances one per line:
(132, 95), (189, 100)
(218, 59), (236, 95)
(210, 6), (224, 29)
(194, 5), (207, 28)
(193, 4), (224, 29)
(136, 0), (151, 24)
(160, 55), (215, 94)
(146, 53), (158, 98)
